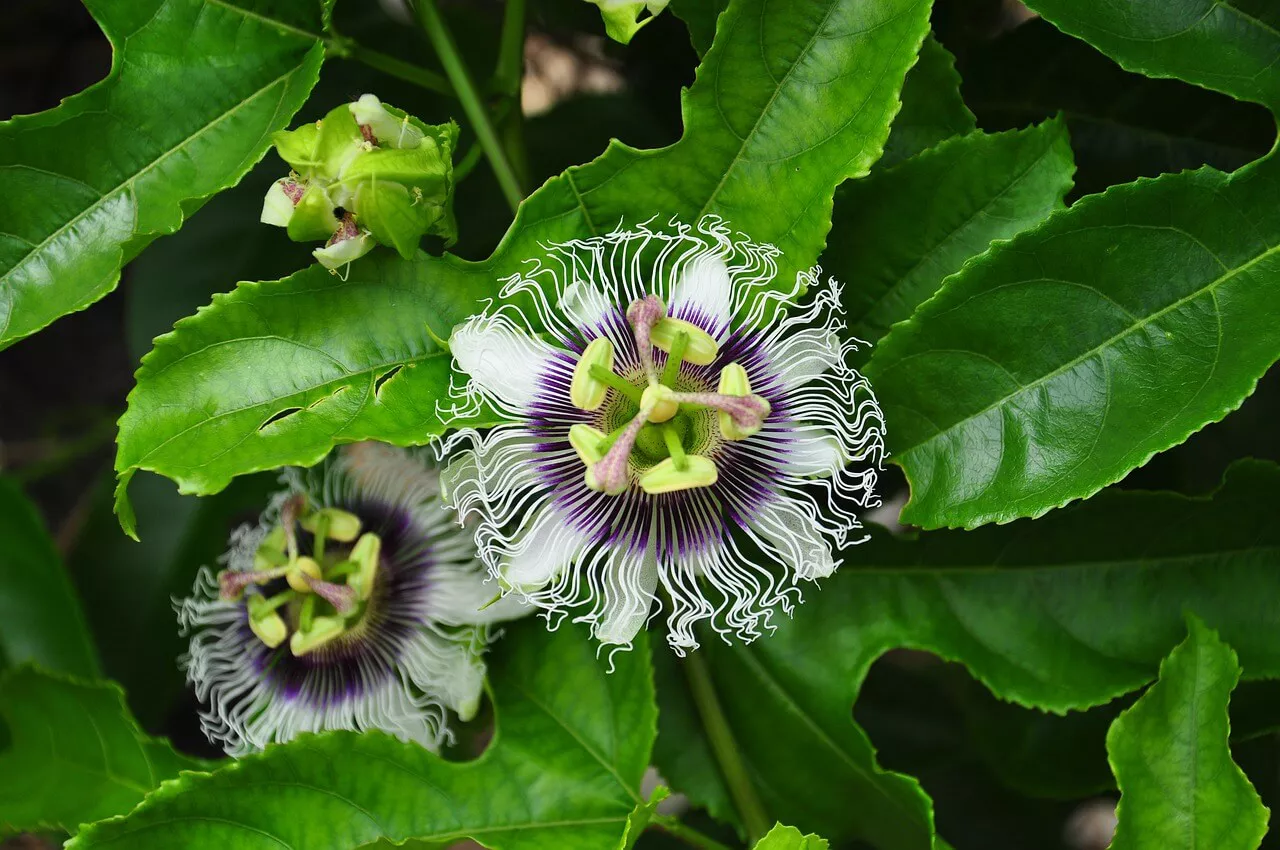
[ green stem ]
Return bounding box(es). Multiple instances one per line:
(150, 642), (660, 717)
(651, 814), (736, 850)
(413, 0), (524, 214)
(661, 331), (689, 387)
(590, 364), (644, 403)
(493, 0), (530, 186)
(682, 650), (771, 845)
(10, 417), (117, 484)
(337, 41), (453, 96)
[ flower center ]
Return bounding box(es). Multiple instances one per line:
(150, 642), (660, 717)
(217, 494), (384, 655)
(568, 295), (771, 496)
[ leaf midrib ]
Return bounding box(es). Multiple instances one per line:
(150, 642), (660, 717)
(891, 230), (1280, 456)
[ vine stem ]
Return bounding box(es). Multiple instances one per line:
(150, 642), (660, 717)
(652, 814), (736, 850)
(682, 649), (772, 844)
(412, 0), (525, 214)
(337, 41), (453, 96)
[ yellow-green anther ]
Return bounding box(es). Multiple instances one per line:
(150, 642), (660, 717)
(570, 337), (615, 410)
(639, 455), (718, 494)
(716, 362), (770, 440)
(301, 507), (362, 542)
(290, 614), (345, 656)
(347, 532), (382, 601)
(287, 556), (323, 593)
(652, 318), (719, 366)
(254, 525), (289, 570)
(641, 384), (678, 424)
(248, 609), (288, 649)
(569, 423), (609, 465)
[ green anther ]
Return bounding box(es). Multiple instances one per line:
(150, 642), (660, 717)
(652, 318), (719, 366)
(254, 525), (289, 570)
(290, 615), (345, 656)
(661, 424), (689, 471)
(347, 532), (382, 601)
(717, 362), (766, 441)
(639, 454), (718, 494)
(660, 331), (689, 387)
(298, 594), (317, 633)
(570, 337), (616, 410)
(588, 364), (643, 403)
(287, 556), (323, 593)
(569, 423), (609, 465)
(301, 507), (362, 542)
(248, 610), (288, 649)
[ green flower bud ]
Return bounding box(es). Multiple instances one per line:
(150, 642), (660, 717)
(638, 454), (718, 494)
(349, 94), (425, 150)
(286, 182), (339, 243)
(313, 227), (375, 271)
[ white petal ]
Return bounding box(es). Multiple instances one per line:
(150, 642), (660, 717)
(592, 542), (658, 646)
(559, 279), (613, 332)
(749, 497), (836, 580)
(399, 628), (487, 723)
(450, 315), (562, 411)
(669, 254), (732, 336)
(779, 430), (846, 478)
(502, 508), (587, 592)
(769, 327), (842, 390)
(340, 441), (439, 505)
(427, 560), (530, 626)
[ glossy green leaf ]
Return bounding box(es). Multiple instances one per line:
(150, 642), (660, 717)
(116, 0), (932, 502)
(0, 667), (205, 834)
(1022, 0), (1280, 110)
(70, 620), (655, 850)
(0, 0), (324, 350)
(0, 477), (97, 677)
(881, 34), (975, 167)
(754, 824), (829, 849)
(867, 153), (1280, 529)
(654, 460), (1280, 847)
(831, 116), (1074, 351)
(959, 18), (1275, 197)
(669, 0), (728, 57)
(1108, 616), (1269, 850)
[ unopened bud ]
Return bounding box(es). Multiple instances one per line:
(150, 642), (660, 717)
(349, 94), (425, 149)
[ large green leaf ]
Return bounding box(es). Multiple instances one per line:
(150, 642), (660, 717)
(0, 0), (324, 350)
(831, 117), (1074, 351)
(867, 152), (1280, 529)
(1021, 0), (1280, 111)
(69, 621), (655, 849)
(115, 0), (932, 504)
(654, 460), (1280, 847)
(0, 667), (205, 834)
(754, 824), (829, 849)
(1107, 616), (1269, 850)
(0, 477), (97, 677)
(880, 34), (975, 167)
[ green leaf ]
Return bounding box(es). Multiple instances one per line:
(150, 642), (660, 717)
(754, 824), (829, 849)
(618, 786), (670, 850)
(959, 18), (1275, 197)
(654, 460), (1280, 847)
(669, 0), (728, 57)
(1107, 616), (1270, 850)
(867, 153), (1280, 529)
(0, 667), (206, 834)
(1022, 0), (1280, 111)
(881, 34), (975, 167)
(0, 477), (97, 677)
(0, 0), (324, 350)
(69, 620), (655, 850)
(831, 116), (1075, 352)
(116, 0), (933, 501)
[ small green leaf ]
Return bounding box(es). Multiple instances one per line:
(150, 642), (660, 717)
(881, 34), (976, 166)
(117, 0), (934, 502)
(617, 786), (670, 850)
(0, 0), (324, 349)
(1023, 0), (1280, 110)
(1107, 616), (1269, 850)
(0, 477), (97, 677)
(655, 460), (1280, 847)
(754, 824), (829, 849)
(832, 117), (1075, 351)
(868, 153), (1280, 529)
(0, 667), (206, 834)
(69, 621), (656, 850)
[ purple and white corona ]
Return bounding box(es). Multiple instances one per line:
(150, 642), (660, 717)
(176, 442), (525, 755)
(441, 218), (885, 652)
